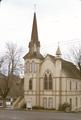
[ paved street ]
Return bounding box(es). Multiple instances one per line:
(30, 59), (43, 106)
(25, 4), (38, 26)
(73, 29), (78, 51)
(0, 109), (81, 120)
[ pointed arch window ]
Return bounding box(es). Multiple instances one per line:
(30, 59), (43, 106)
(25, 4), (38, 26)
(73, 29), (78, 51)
(76, 97), (78, 107)
(49, 74), (52, 90)
(76, 82), (77, 90)
(29, 78), (32, 90)
(25, 61), (30, 73)
(44, 74), (48, 90)
(31, 61), (36, 73)
(44, 71), (53, 90)
(70, 80), (72, 90)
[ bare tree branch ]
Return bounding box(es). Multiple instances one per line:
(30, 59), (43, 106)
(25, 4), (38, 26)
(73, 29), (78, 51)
(0, 42), (24, 107)
(65, 44), (81, 74)
(4, 42), (24, 76)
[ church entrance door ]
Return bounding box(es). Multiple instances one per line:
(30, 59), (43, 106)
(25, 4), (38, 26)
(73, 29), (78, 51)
(43, 97), (47, 108)
(48, 97), (53, 109)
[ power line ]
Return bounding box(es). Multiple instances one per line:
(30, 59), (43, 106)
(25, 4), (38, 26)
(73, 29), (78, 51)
(59, 38), (81, 45)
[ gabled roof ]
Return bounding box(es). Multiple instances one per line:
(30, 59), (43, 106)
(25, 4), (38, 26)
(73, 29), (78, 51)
(43, 54), (56, 63)
(43, 54), (81, 80)
(62, 59), (81, 79)
(47, 54), (56, 60)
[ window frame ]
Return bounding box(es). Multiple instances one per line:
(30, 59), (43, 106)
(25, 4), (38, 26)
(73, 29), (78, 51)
(29, 78), (33, 90)
(31, 61), (36, 73)
(43, 70), (53, 90)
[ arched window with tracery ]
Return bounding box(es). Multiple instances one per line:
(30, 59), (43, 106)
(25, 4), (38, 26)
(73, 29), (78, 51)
(31, 61), (36, 73)
(70, 80), (72, 90)
(29, 78), (32, 90)
(26, 61), (30, 73)
(44, 74), (48, 90)
(49, 74), (52, 90)
(44, 70), (53, 90)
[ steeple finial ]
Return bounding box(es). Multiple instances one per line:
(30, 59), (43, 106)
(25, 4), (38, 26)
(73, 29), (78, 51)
(34, 4), (36, 13)
(56, 43), (61, 57)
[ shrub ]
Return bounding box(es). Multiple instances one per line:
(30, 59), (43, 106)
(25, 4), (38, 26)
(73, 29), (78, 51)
(32, 106), (56, 110)
(32, 106), (44, 110)
(59, 102), (71, 111)
(21, 103), (26, 108)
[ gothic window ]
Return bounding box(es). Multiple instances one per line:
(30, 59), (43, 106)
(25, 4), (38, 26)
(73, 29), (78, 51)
(25, 61), (30, 73)
(29, 79), (32, 90)
(80, 97), (81, 106)
(44, 70), (53, 90)
(79, 83), (81, 91)
(26, 61), (30, 72)
(31, 61), (36, 73)
(76, 97), (77, 107)
(76, 82), (77, 90)
(34, 44), (36, 52)
(44, 74), (48, 90)
(49, 74), (52, 90)
(70, 80), (71, 90)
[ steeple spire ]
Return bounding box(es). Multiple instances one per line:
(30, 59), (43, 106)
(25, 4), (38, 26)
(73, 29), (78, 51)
(31, 12), (38, 42)
(29, 12), (40, 54)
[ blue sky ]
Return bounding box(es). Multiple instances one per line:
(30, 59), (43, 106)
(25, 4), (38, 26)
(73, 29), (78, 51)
(0, 0), (81, 57)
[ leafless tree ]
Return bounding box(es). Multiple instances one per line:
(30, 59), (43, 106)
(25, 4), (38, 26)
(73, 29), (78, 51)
(0, 42), (24, 107)
(71, 48), (81, 72)
(0, 57), (4, 70)
(4, 42), (24, 76)
(0, 56), (9, 107)
(65, 45), (81, 74)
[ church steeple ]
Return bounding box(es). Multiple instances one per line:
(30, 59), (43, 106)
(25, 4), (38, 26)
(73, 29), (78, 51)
(29, 12), (40, 54)
(24, 12), (43, 60)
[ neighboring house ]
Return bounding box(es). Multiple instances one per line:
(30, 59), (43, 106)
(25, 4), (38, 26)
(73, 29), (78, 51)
(0, 73), (7, 107)
(0, 73), (7, 90)
(0, 73), (24, 106)
(24, 12), (81, 110)
(8, 75), (24, 98)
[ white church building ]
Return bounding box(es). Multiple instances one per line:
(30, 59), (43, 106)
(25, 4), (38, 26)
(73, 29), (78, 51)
(24, 12), (81, 110)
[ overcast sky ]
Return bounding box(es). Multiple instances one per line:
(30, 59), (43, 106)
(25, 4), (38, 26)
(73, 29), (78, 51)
(0, 0), (81, 57)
